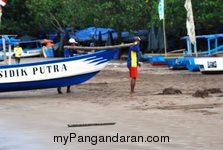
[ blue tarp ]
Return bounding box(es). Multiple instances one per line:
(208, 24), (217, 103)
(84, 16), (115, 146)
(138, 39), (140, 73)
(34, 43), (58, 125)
(70, 27), (149, 42)
(122, 30), (148, 41)
(71, 27), (117, 42)
(0, 36), (20, 45)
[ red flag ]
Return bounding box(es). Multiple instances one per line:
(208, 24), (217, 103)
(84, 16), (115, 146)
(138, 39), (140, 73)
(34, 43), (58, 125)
(0, 0), (6, 7)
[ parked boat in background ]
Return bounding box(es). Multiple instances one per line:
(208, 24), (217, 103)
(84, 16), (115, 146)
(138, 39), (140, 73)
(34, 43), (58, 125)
(165, 34), (223, 71)
(0, 39), (43, 61)
(194, 57), (223, 74)
(0, 35), (59, 61)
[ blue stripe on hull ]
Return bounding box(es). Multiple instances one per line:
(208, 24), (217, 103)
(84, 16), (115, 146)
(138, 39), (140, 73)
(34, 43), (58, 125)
(0, 71), (99, 93)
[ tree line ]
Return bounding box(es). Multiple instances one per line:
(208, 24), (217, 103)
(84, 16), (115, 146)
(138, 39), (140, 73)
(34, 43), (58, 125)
(1, 0), (223, 44)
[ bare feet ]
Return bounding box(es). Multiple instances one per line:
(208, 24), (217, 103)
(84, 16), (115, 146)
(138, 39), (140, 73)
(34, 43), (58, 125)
(57, 88), (62, 94)
(130, 91), (136, 94)
(66, 90), (71, 93)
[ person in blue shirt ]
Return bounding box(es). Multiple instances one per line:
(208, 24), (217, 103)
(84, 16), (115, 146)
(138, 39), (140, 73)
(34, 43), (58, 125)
(57, 38), (78, 94)
(64, 38), (78, 57)
(127, 36), (141, 94)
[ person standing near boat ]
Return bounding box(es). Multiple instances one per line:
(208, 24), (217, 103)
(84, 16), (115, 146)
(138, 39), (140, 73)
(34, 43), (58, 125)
(127, 36), (141, 94)
(57, 38), (78, 94)
(64, 38), (78, 57)
(14, 43), (23, 64)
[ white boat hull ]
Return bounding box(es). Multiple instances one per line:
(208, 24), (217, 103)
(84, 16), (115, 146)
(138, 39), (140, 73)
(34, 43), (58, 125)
(0, 49), (118, 92)
(194, 57), (223, 74)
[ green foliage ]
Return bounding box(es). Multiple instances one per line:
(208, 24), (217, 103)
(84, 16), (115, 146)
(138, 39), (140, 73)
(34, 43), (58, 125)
(1, 0), (35, 34)
(0, 0), (223, 38)
(93, 0), (153, 42)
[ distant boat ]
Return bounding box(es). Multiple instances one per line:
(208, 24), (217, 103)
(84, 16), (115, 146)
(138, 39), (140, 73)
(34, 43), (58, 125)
(0, 35), (45, 61)
(0, 39), (58, 61)
(165, 34), (223, 71)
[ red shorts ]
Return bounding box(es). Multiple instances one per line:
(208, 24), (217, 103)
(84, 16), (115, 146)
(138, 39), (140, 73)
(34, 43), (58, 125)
(128, 67), (138, 78)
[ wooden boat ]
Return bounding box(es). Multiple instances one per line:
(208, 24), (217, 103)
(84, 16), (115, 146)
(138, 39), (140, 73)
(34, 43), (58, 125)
(165, 57), (187, 70)
(149, 55), (167, 66)
(143, 50), (185, 66)
(0, 43), (135, 92)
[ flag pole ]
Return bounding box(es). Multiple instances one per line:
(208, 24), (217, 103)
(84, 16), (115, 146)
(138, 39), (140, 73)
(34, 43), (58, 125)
(158, 0), (167, 57)
(162, 0), (167, 57)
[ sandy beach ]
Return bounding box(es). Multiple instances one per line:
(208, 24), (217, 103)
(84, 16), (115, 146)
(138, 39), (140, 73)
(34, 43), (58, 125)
(0, 58), (223, 150)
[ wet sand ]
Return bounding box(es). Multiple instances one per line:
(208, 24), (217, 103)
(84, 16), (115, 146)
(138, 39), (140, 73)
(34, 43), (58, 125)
(0, 58), (223, 150)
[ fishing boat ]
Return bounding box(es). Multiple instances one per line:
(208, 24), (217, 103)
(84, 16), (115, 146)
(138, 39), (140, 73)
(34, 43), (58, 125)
(0, 43), (134, 92)
(194, 57), (223, 74)
(147, 55), (168, 66)
(142, 49), (184, 66)
(165, 34), (223, 71)
(0, 38), (44, 61)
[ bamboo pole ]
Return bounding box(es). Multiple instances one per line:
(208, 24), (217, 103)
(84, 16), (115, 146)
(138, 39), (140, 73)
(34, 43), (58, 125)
(64, 43), (136, 50)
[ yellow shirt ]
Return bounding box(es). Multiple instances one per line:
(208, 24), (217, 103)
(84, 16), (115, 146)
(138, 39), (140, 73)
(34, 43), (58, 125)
(14, 47), (23, 58)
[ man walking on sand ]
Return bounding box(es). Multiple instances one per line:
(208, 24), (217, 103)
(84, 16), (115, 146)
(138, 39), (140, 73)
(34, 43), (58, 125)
(127, 36), (141, 94)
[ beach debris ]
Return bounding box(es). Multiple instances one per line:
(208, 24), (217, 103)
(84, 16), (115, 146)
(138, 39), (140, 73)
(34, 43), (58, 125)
(158, 87), (182, 95)
(192, 88), (222, 98)
(206, 88), (222, 94)
(67, 122), (116, 127)
(192, 90), (209, 98)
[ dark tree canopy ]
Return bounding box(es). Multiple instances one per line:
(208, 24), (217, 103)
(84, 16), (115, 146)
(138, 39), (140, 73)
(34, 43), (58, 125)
(0, 0), (222, 44)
